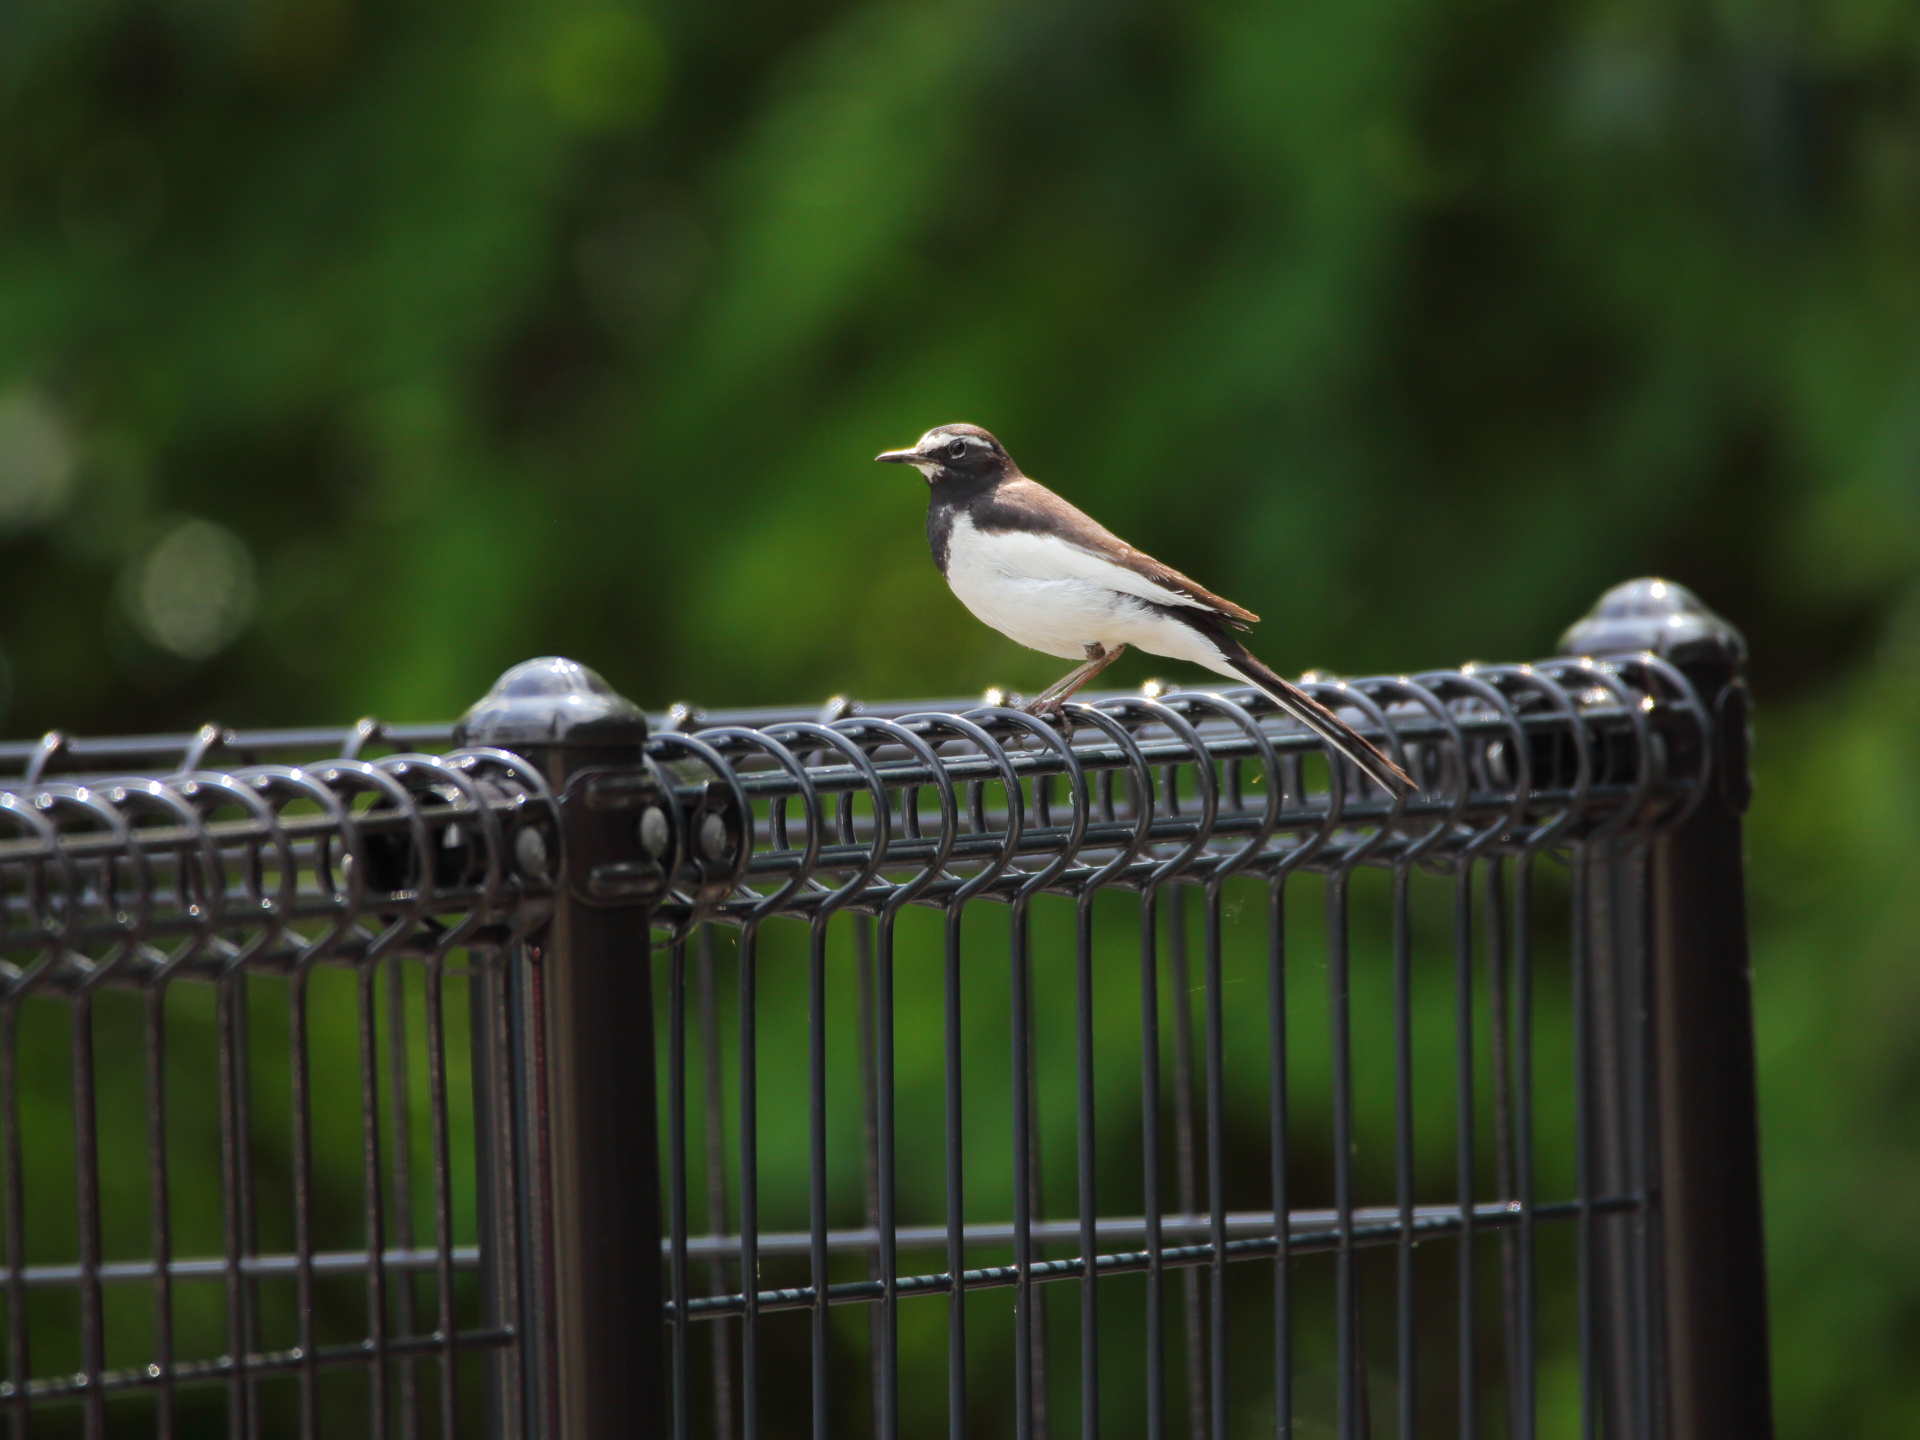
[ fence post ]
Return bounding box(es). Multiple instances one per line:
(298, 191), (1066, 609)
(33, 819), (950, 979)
(460, 657), (672, 1440)
(1561, 578), (1774, 1440)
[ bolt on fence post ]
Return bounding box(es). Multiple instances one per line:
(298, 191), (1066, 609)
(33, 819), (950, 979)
(1561, 579), (1774, 1440)
(460, 658), (670, 1440)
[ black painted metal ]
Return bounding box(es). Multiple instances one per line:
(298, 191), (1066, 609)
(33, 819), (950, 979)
(458, 658), (667, 1440)
(0, 580), (1773, 1440)
(1563, 579), (1776, 1440)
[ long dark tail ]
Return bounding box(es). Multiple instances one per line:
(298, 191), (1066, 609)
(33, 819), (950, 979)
(1219, 646), (1417, 797)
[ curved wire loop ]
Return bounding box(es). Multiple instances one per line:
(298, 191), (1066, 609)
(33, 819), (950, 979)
(1407, 670), (1531, 874)
(1150, 690), (1282, 885)
(0, 653), (1708, 969)
(1349, 676), (1469, 867)
(1595, 652), (1715, 832)
(1532, 658), (1659, 846)
(631, 658), (1704, 927)
(1054, 701), (1158, 891)
(108, 777), (226, 986)
(825, 716), (961, 917)
(962, 706), (1090, 903)
(1092, 695), (1221, 891)
(758, 722), (894, 923)
(894, 710), (1029, 910)
(646, 730), (755, 931)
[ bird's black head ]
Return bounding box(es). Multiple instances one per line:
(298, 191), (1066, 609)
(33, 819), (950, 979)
(875, 423), (1014, 485)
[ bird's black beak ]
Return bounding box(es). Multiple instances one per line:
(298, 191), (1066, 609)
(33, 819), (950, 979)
(874, 447), (922, 465)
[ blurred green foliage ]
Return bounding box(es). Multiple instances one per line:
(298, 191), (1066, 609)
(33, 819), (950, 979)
(2, 0), (1919, 1433)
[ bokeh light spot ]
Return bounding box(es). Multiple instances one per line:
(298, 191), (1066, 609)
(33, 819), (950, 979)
(0, 389), (78, 529)
(123, 520), (258, 662)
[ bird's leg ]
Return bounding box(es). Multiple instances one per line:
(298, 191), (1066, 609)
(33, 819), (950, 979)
(1024, 643), (1128, 717)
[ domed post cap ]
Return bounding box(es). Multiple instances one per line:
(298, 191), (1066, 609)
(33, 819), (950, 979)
(455, 657), (647, 749)
(1559, 578), (1746, 669)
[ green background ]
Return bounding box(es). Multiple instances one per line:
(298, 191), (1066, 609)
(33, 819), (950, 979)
(2, 0), (1917, 1433)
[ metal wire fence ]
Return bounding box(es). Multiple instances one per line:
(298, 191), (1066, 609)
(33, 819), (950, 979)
(0, 577), (1772, 1439)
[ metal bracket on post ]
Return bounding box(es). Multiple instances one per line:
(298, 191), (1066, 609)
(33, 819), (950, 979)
(458, 657), (666, 1440)
(1561, 578), (1773, 1440)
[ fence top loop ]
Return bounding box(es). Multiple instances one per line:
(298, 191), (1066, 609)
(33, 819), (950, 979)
(646, 730), (755, 930)
(895, 710), (1028, 907)
(1348, 676), (1468, 868)
(1596, 652), (1715, 832)
(107, 776), (226, 984)
(1156, 690), (1283, 886)
(30, 782), (147, 994)
(301, 756), (435, 965)
(1093, 694), (1218, 890)
(0, 643), (1714, 963)
(1409, 669), (1530, 871)
(1533, 657), (1657, 844)
(1467, 664), (1592, 852)
(1056, 700), (1158, 895)
(963, 706), (1089, 904)
(697, 726), (826, 925)
(758, 721), (893, 923)
(826, 715), (960, 917)
(1300, 678), (1410, 874)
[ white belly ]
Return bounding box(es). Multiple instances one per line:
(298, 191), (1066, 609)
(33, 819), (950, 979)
(943, 517), (1232, 671)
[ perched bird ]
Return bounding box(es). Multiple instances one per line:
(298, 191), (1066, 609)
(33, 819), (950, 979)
(876, 422), (1415, 795)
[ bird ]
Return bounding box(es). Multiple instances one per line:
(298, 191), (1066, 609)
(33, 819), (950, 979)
(875, 422), (1416, 796)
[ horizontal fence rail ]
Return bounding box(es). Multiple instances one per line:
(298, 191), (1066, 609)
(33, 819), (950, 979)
(0, 577), (1773, 1440)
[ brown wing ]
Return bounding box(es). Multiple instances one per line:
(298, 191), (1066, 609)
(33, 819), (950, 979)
(988, 477), (1260, 625)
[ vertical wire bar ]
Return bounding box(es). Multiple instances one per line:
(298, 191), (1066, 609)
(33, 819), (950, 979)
(1511, 853), (1537, 1440)
(1012, 900), (1035, 1440)
(471, 945), (529, 1440)
(698, 926), (735, 1440)
(1139, 891), (1164, 1440)
(1028, 983), (1051, 1440)
(875, 910), (901, 1440)
(70, 993), (105, 1440)
(1587, 836), (1633, 1433)
(1485, 859), (1521, 1436)
(232, 973), (262, 1440)
(217, 973), (256, 1440)
(738, 922), (763, 1440)
(1267, 881), (1290, 1440)
(1391, 865), (1416, 1440)
(386, 958), (420, 1440)
(1028, 754), (1055, 1440)
(1073, 894), (1099, 1440)
(668, 936), (691, 1440)
(422, 957), (458, 1440)
(289, 971), (321, 1439)
(1453, 863), (1477, 1440)
(854, 914), (883, 1440)
(808, 918), (832, 1440)
(146, 984), (176, 1440)
(521, 944), (560, 1440)
(943, 906), (967, 1440)
(1166, 887), (1205, 1440)
(358, 961), (391, 1440)
(1570, 849), (1596, 1440)
(1202, 883), (1228, 1440)
(1620, 844), (1659, 1440)
(1326, 875), (1359, 1440)
(3, 1001), (25, 1440)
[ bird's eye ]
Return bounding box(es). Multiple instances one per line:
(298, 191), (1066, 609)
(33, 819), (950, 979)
(948, 440), (966, 459)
